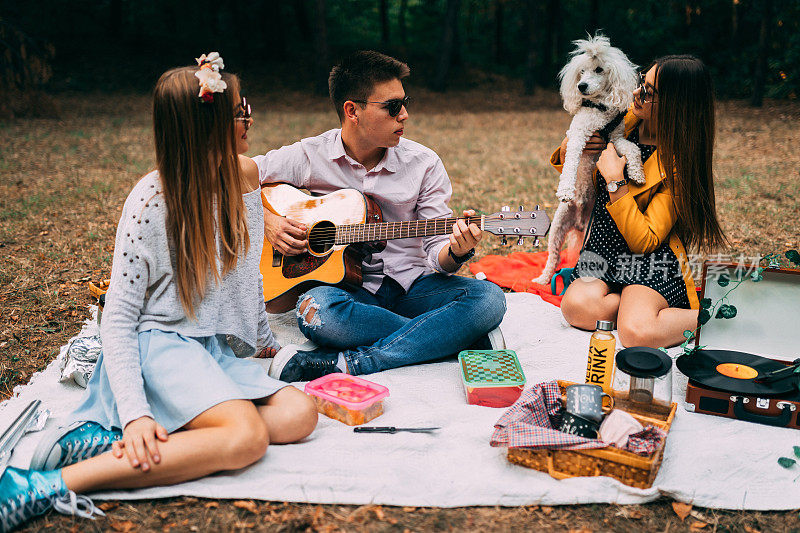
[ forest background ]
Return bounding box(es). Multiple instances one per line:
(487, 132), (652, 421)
(2, 1), (799, 531)
(1, 0), (798, 115)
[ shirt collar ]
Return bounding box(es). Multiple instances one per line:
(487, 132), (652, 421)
(329, 129), (399, 173)
(328, 130), (348, 161)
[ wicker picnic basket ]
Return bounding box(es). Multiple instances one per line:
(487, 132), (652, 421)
(506, 380), (677, 489)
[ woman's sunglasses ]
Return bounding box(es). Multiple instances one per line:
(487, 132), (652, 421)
(636, 74), (657, 104)
(351, 95), (410, 117)
(235, 97), (252, 130)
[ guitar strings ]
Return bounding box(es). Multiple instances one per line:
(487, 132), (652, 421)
(305, 215), (539, 243)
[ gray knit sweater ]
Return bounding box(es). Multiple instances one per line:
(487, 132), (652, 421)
(99, 171), (278, 428)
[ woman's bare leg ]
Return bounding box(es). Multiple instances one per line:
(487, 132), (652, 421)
(254, 386), (318, 444)
(561, 278), (620, 330)
(61, 400), (268, 493)
(617, 284), (698, 348)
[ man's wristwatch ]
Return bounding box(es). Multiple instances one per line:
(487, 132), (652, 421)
(448, 247), (475, 265)
(606, 178), (627, 193)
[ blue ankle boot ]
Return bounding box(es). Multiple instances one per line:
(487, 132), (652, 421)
(0, 467), (103, 531)
(30, 421), (121, 471)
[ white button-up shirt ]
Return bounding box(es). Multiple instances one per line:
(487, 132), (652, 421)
(253, 129), (454, 294)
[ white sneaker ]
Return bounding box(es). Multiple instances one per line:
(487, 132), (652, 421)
(268, 344), (302, 379)
(486, 325), (506, 350)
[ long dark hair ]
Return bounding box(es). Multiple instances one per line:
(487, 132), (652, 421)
(153, 67), (249, 318)
(649, 55), (726, 251)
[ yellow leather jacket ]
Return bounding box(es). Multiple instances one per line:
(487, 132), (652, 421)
(549, 110), (699, 309)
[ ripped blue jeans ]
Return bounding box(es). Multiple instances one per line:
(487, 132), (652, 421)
(295, 273), (507, 375)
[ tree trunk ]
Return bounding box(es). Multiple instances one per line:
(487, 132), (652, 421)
(260, 0), (287, 59)
(542, 0), (561, 85)
(523, 0), (539, 95)
(431, 0), (460, 92)
(109, 0), (123, 40)
(588, 0), (600, 35)
(493, 0), (504, 65)
(399, 0), (408, 47)
(750, 0), (772, 107)
(292, 0), (312, 36)
(380, 0), (390, 48)
(312, 0), (330, 96)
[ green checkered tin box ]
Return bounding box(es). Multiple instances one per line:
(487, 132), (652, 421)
(458, 349), (526, 408)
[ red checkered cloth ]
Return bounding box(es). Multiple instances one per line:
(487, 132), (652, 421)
(490, 380), (608, 451)
(625, 425), (666, 456)
(490, 381), (667, 455)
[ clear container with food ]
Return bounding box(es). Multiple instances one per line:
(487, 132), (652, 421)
(304, 373), (390, 426)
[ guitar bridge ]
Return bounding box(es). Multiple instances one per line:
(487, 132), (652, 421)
(272, 248), (283, 268)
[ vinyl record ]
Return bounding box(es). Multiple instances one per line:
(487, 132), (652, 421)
(676, 349), (796, 396)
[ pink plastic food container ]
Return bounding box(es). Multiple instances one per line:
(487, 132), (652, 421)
(304, 373), (389, 426)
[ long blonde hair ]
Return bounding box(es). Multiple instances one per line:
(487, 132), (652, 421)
(152, 66), (249, 318)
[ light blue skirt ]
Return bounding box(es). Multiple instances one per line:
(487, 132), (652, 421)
(69, 329), (289, 433)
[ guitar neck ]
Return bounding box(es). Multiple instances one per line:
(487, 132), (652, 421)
(335, 216), (482, 245)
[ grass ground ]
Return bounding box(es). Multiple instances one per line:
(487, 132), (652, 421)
(1, 88), (799, 531)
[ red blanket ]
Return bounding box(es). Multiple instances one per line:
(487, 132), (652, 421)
(469, 248), (580, 307)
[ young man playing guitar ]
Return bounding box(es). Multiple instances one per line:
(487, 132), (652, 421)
(254, 50), (507, 382)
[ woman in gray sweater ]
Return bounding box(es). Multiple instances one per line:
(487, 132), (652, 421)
(0, 54), (318, 530)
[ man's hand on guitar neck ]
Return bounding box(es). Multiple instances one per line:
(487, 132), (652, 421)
(264, 208), (308, 256)
(440, 209), (482, 272)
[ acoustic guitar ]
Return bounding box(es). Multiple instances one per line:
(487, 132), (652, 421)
(260, 183), (551, 312)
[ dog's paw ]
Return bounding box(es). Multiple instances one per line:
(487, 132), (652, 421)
(531, 274), (551, 285)
(556, 185), (575, 203)
(628, 166), (646, 184)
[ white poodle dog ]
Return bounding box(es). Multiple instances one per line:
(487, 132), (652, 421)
(533, 34), (643, 286)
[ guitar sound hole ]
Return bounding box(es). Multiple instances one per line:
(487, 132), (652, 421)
(308, 221), (336, 255)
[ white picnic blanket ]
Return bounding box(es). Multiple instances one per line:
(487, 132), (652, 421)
(2, 293), (799, 510)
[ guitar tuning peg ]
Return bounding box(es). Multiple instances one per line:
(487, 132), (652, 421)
(517, 237), (524, 246)
(533, 237), (541, 247)
(535, 204), (540, 211)
(518, 205), (524, 211)
(501, 205), (510, 212)
(501, 236), (508, 246)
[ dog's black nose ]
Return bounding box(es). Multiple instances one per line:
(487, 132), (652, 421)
(578, 82), (588, 93)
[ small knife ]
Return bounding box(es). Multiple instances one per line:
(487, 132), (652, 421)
(354, 426), (441, 434)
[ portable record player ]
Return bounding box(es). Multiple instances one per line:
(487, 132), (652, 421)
(676, 261), (800, 429)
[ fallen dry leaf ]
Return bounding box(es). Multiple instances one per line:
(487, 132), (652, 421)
(97, 501), (119, 511)
(204, 501), (219, 509)
(568, 529), (593, 533)
(233, 500), (259, 513)
(744, 526), (761, 533)
(672, 501), (692, 521)
(689, 509), (715, 525)
(402, 507), (416, 512)
(372, 506), (385, 520)
(690, 520), (708, 530)
(615, 507), (644, 520)
(109, 520), (136, 532)
(541, 506), (554, 515)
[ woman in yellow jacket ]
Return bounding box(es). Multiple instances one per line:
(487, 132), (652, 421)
(554, 55), (726, 348)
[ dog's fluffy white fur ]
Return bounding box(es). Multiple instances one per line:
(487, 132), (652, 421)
(533, 34), (643, 286)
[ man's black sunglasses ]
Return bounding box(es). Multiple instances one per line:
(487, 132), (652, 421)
(351, 96), (410, 117)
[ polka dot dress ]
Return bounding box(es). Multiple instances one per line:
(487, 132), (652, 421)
(570, 126), (691, 309)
